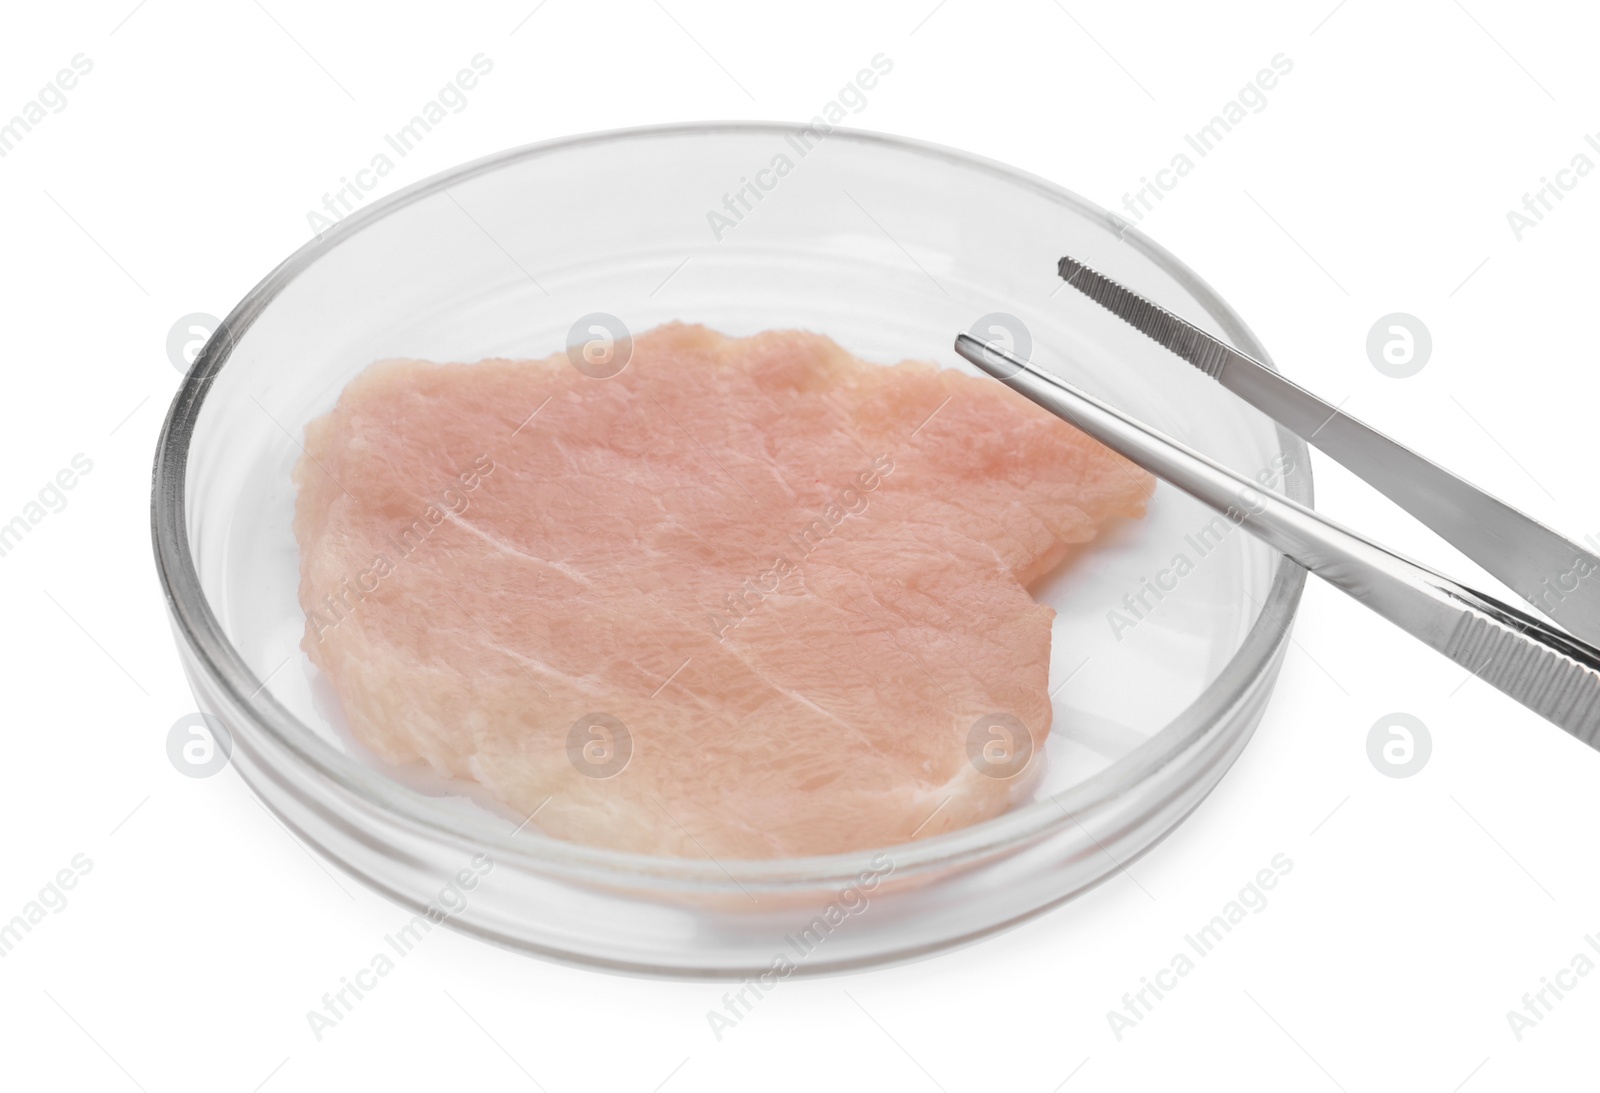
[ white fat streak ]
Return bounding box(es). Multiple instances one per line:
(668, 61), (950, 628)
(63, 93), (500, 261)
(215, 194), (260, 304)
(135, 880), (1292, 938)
(716, 620), (879, 754)
(441, 510), (595, 587)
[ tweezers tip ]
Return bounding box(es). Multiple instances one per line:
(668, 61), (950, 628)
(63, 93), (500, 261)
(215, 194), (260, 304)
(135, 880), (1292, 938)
(1054, 253), (1229, 380)
(1055, 253), (1101, 290)
(953, 331), (1004, 380)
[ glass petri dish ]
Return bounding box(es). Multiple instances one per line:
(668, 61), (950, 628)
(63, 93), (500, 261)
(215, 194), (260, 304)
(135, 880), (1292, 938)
(152, 123), (1311, 975)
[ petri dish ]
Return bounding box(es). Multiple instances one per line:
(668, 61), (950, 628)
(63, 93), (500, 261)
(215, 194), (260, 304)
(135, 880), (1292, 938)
(152, 123), (1311, 974)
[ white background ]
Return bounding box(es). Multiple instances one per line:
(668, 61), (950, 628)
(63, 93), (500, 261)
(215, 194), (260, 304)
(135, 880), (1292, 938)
(3, 1), (1598, 1089)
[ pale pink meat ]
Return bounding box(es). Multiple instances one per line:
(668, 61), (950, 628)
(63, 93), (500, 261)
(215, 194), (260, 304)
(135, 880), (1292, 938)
(293, 324), (1152, 858)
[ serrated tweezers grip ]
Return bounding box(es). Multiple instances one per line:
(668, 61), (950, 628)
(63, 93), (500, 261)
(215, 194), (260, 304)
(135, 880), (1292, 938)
(1057, 256), (1234, 378)
(1443, 601), (1600, 743)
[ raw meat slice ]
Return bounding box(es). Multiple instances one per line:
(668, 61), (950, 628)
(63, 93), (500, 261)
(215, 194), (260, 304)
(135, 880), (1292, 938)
(293, 323), (1152, 859)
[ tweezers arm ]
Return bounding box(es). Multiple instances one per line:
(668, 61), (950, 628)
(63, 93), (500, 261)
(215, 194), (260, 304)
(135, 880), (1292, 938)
(1215, 358), (1600, 647)
(955, 333), (1600, 749)
(1053, 254), (1600, 647)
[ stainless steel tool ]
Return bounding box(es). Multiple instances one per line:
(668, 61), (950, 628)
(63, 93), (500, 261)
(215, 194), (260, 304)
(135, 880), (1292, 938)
(952, 329), (1600, 749)
(1052, 254), (1600, 648)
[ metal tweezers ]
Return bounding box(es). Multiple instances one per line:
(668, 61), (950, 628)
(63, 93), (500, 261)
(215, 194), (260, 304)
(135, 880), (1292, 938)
(954, 256), (1600, 750)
